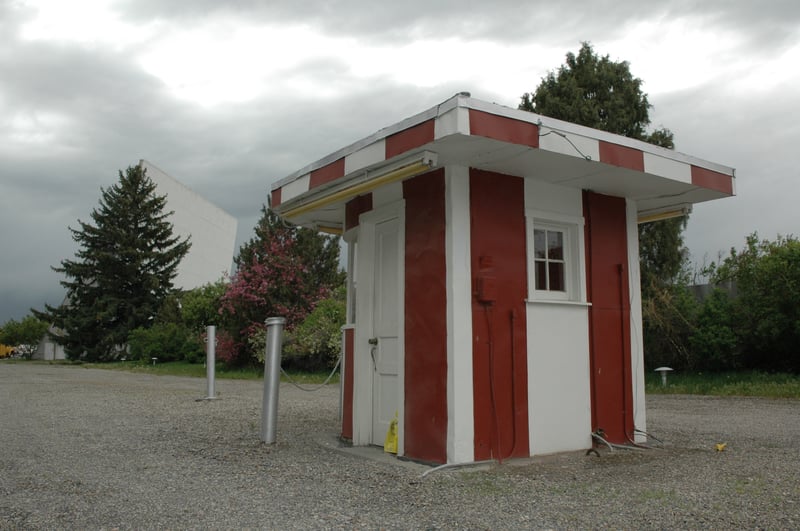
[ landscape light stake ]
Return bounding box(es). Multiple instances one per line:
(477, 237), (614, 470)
(654, 367), (673, 387)
(261, 317), (285, 444)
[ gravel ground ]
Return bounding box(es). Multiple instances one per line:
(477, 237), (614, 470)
(1, 362), (798, 529)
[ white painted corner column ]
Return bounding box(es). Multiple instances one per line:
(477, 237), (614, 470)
(445, 165), (475, 463)
(626, 199), (647, 441)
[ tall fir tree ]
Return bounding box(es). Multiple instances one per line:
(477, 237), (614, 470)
(35, 165), (190, 361)
(519, 42), (687, 292)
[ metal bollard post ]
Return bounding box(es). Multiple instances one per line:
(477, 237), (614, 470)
(205, 325), (217, 399)
(260, 317), (285, 444)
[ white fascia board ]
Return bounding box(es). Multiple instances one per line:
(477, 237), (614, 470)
(280, 174), (310, 203)
(435, 106), (470, 138)
(643, 152), (692, 184)
(345, 140), (386, 175)
(538, 129), (600, 162)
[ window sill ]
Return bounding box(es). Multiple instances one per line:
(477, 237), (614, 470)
(526, 299), (591, 307)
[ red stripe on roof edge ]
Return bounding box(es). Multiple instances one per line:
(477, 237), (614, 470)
(599, 141), (645, 172)
(691, 165), (734, 195)
(385, 120), (436, 159)
(309, 158), (345, 189)
(469, 109), (539, 148)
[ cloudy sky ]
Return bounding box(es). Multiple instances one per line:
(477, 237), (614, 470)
(2, 0), (799, 324)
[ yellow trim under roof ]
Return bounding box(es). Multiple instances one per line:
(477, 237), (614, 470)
(637, 206), (691, 224)
(281, 158), (435, 219)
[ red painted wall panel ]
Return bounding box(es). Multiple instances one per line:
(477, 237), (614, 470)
(691, 165), (734, 195)
(403, 169), (448, 463)
(599, 142), (645, 172)
(469, 110), (539, 148)
(271, 188), (282, 208)
(309, 158), (345, 189)
(386, 120), (435, 159)
(584, 191), (634, 444)
(341, 327), (355, 440)
(469, 169), (530, 461)
(344, 194), (373, 231)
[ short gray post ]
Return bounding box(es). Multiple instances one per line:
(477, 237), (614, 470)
(205, 325), (217, 399)
(260, 317), (285, 444)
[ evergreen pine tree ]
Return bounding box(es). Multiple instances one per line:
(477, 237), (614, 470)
(520, 43), (697, 367)
(35, 165), (190, 361)
(519, 42), (687, 291)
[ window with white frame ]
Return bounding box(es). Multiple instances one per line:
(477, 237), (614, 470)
(533, 225), (566, 293)
(527, 212), (585, 303)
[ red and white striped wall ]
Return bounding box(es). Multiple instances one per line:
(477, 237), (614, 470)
(338, 169), (652, 463)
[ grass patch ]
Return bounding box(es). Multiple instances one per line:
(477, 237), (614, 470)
(78, 360), (339, 384)
(9, 360), (794, 396)
(9, 358), (341, 384)
(81, 360), (260, 379)
(645, 371), (800, 398)
(281, 369), (340, 385)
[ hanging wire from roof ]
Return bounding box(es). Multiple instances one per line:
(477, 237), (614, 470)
(537, 119), (593, 161)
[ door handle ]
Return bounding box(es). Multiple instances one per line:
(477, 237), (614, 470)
(369, 337), (378, 371)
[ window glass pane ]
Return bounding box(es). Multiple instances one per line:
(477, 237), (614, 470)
(547, 230), (564, 260)
(549, 262), (565, 291)
(535, 260), (547, 290)
(534, 229), (546, 259)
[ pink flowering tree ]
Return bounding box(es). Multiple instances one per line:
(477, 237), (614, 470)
(220, 206), (344, 364)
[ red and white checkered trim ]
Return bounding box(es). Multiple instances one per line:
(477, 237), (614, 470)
(271, 94), (735, 209)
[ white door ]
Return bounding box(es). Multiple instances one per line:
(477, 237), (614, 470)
(370, 216), (401, 445)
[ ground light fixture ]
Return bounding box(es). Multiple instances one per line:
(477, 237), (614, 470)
(654, 366), (674, 386)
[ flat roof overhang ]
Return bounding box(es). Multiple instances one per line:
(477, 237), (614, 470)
(271, 94), (735, 232)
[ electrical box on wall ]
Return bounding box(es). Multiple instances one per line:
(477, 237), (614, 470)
(475, 255), (497, 304)
(476, 275), (497, 304)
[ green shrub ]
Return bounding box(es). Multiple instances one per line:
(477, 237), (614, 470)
(128, 323), (204, 363)
(709, 233), (800, 373)
(245, 288), (346, 371)
(285, 288), (346, 371)
(180, 280), (227, 333)
(0, 315), (49, 359)
(643, 283), (698, 371)
(689, 289), (739, 371)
